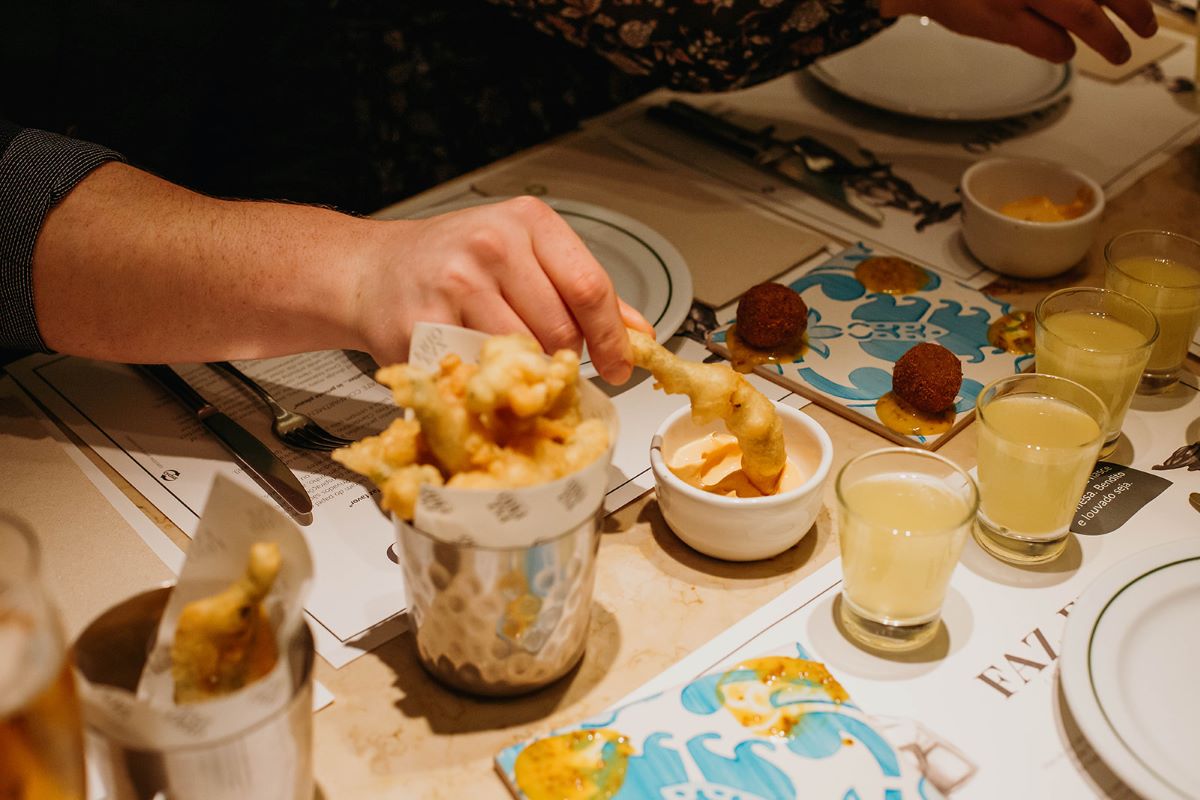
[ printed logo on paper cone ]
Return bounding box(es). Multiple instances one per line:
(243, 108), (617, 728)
(488, 492), (528, 523)
(557, 479), (585, 511)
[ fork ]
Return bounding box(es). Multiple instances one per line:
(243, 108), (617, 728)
(207, 361), (355, 452)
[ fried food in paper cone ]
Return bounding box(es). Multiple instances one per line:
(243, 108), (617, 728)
(170, 542), (280, 704)
(628, 329), (786, 494)
(333, 333), (610, 520)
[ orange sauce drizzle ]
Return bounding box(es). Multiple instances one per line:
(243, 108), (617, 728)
(854, 257), (930, 295)
(875, 391), (955, 437)
(725, 325), (808, 374)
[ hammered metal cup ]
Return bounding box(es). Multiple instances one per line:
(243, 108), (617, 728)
(72, 587), (315, 800)
(395, 509), (601, 697)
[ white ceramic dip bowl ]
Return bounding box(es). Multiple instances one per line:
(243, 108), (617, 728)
(650, 402), (833, 561)
(960, 157), (1104, 279)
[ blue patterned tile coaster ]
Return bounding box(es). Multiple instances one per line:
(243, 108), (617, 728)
(495, 642), (948, 800)
(708, 243), (1031, 449)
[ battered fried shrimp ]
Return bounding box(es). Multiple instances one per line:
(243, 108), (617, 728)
(892, 343), (963, 414)
(333, 333), (609, 519)
(628, 329), (786, 493)
(467, 334), (580, 420)
(171, 542), (280, 704)
(736, 283), (808, 349)
(376, 361), (494, 474)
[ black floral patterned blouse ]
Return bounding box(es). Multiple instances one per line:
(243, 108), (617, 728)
(490, 0), (891, 92)
(4, 1), (890, 213)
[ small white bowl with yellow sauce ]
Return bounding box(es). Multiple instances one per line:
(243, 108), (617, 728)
(960, 157), (1104, 279)
(649, 402), (833, 561)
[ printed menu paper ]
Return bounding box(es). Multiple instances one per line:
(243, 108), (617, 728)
(619, 378), (1200, 798)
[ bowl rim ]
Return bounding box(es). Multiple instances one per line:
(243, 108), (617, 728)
(960, 156), (1105, 229)
(649, 401), (834, 508)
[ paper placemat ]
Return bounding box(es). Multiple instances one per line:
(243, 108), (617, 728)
(7, 341), (808, 664)
(473, 134), (829, 308)
(619, 377), (1200, 798)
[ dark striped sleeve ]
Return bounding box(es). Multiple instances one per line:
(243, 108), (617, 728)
(0, 124), (125, 352)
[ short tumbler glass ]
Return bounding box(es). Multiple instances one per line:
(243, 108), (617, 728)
(836, 448), (978, 652)
(0, 515), (87, 800)
(1034, 287), (1158, 456)
(1105, 230), (1200, 394)
(974, 374), (1107, 565)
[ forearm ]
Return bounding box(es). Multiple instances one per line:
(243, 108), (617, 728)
(33, 162), (373, 362)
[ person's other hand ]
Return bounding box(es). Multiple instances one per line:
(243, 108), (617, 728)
(879, 0), (1158, 65)
(353, 196), (653, 384)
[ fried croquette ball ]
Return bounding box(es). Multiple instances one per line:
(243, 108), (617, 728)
(892, 343), (963, 414)
(736, 283), (808, 349)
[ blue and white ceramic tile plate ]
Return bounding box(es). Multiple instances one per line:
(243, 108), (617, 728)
(707, 243), (1031, 449)
(495, 643), (943, 800)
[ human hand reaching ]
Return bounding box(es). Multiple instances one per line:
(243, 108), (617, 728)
(879, 0), (1158, 65)
(352, 196), (653, 384)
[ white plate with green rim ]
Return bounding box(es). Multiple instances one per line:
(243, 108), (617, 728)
(809, 16), (1072, 121)
(397, 195), (692, 380)
(1060, 537), (1200, 800)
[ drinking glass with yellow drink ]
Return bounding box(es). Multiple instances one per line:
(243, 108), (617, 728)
(0, 516), (87, 800)
(974, 374), (1106, 565)
(1105, 230), (1200, 394)
(1034, 287), (1158, 456)
(835, 448), (978, 652)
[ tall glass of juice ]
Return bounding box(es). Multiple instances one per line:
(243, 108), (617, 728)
(0, 516), (87, 800)
(1034, 287), (1158, 456)
(974, 374), (1107, 565)
(836, 448), (978, 652)
(1105, 230), (1200, 394)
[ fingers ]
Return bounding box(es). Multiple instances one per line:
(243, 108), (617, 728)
(1031, 0), (1143, 64)
(513, 197), (635, 385)
(1101, 0), (1158, 37)
(460, 295), (537, 341)
(1008, 7), (1078, 63)
(619, 298), (654, 335)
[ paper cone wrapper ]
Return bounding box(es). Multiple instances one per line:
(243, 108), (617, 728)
(78, 476), (314, 749)
(400, 323), (618, 549)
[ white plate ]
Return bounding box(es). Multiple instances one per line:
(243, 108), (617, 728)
(403, 196), (692, 378)
(809, 16), (1073, 121)
(1060, 537), (1200, 800)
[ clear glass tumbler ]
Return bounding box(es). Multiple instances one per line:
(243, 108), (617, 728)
(0, 515), (87, 800)
(1034, 287), (1158, 456)
(1104, 230), (1200, 394)
(974, 374), (1107, 565)
(836, 448), (978, 652)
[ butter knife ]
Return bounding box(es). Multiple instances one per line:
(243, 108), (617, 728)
(141, 364), (313, 517)
(646, 100), (884, 226)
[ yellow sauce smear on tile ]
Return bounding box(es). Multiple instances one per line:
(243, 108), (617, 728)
(875, 391), (955, 437)
(854, 257), (931, 295)
(514, 729), (632, 800)
(987, 310), (1036, 354)
(716, 656), (849, 739)
(725, 324), (808, 375)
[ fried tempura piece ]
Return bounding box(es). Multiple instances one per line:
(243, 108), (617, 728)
(171, 542), (280, 704)
(376, 360), (496, 474)
(467, 334), (580, 420)
(333, 333), (609, 519)
(628, 329), (786, 494)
